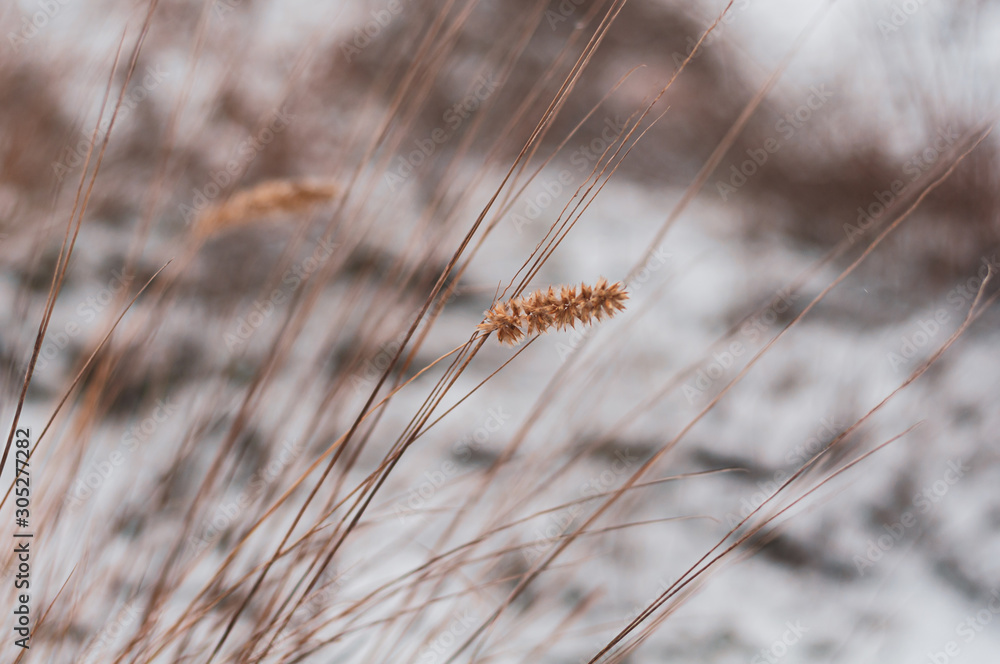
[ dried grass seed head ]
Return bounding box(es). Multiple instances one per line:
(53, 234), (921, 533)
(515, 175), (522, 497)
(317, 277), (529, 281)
(479, 278), (628, 345)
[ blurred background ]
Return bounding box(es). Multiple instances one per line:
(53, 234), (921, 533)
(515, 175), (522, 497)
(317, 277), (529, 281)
(1, 0), (999, 662)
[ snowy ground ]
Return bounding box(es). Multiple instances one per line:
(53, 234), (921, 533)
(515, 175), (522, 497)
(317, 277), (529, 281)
(1, 0), (999, 662)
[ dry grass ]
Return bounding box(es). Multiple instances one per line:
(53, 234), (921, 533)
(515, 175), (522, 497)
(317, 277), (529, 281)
(0, 1), (997, 663)
(191, 178), (340, 238)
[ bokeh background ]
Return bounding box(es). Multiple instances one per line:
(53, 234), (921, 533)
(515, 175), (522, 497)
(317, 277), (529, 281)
(1, 0), (999, 662)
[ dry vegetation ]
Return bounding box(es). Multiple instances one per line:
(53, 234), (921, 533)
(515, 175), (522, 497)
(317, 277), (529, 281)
(0, 0), (998, 663)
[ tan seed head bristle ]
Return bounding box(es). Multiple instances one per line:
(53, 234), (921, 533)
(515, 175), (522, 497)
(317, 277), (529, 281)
(478, 278), (628, 346)
(554, 285), (579, 330)
(192, 177), (340, 238)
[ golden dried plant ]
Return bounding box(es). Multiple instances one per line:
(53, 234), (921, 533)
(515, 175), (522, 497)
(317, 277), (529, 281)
(477, 278), (629, 345)
(192, 177), (339, 238)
